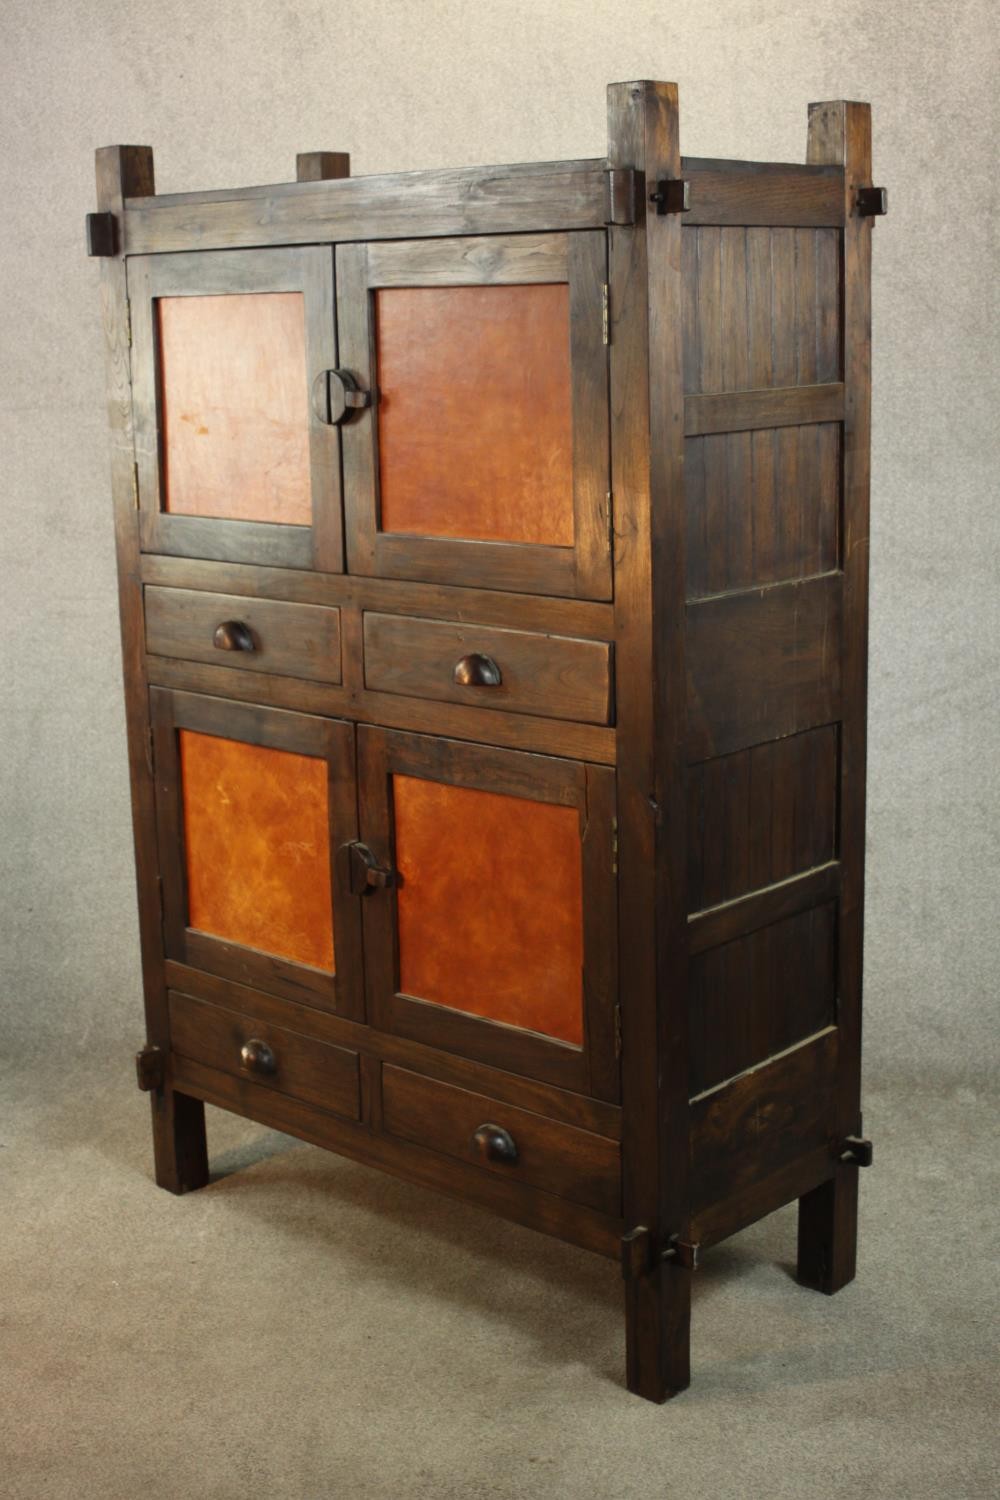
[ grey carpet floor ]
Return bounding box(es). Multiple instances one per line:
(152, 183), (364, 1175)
(3, 1058), (997, 1500)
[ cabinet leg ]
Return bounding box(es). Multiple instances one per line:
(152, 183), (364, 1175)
(625, 1263), (691, 1402)
(797, 1168), (858, 1294)
(150, 1088), (209, 1195)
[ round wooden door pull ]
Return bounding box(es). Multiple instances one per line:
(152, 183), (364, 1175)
(213, 620), (255, 652)
(240, 1038), (277, 1077)
(473, 1123), (518, 1164)
(311, 368), (371, 426)
(453, 653), (502, 687)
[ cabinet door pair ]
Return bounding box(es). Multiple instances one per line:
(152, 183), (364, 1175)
(152, 689), (618, 1100)
(129, 233), (611, 599)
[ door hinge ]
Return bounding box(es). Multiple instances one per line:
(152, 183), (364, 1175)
(613, 1002), (622, 1060)
(131, 461), (140, 509)
(601, 283), (609, 345)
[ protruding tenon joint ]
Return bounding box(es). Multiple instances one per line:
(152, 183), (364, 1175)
(837, 1135), (874, 1167)
(135, 1044), (166, 1092)
(86, 211), (117, 256)
(649, 179), (690, 215)
(856, 186), (888, 217)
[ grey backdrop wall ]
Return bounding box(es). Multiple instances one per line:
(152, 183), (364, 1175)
(2, 0), (997, 1085)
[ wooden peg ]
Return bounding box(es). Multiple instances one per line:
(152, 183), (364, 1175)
(296, 152), (350, 183)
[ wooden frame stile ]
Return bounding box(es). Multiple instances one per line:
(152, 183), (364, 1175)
(94, 145), (209, 1193)
(797, 100), (874, 1293)
(606, 82), (693, 1401)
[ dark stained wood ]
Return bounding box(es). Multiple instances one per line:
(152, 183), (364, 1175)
(122, 159), (611, 254)
(690, 1029), (838, 1213)
(94, 90), (878, 1401)
(146, 651), (618, 767)
(682, 226), (841, 395)
(686, 726), (839, 912)
(684, 383), (844, 436)
(686, 574), (843, 761)
(169, 989), (360, 1118)
(95, 143), (209, 1197)
(163, 959), (623, 1139)
(139, 553), (615, 635)
(693, 1143), (833, 1248)
(808, 100), (872, 1151)
(688, 901), (838, 1093)
(607, 79), (692, 1404)
(381, 1065), (621, 1215)
(174, 1053), (624, 1258)
(295, 152), (350, 183)
(685, 422), (841, 597)
(682, 167), (845, 226)
(798, 1166), (859, 1292)
(145, 587), (342, 683)
(688, 861), (839, 954)
(362, 612), (613, 725)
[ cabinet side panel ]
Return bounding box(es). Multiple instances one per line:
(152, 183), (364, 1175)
(681, 134), (869, 1238)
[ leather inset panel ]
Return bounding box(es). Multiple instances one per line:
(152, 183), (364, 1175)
(158, 292), (311, 525)
(392, 774), (584, 1045)
(179, 729), (334, 971)
(374, 284), (574, 546)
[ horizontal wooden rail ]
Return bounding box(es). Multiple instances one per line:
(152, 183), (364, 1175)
(683, 167), (845, 226)
(688, 860), (840, 954)
(122, 159), (611, 254)
(684, 382), (845, 436)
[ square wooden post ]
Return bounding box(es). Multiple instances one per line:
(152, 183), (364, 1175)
(607, 81), (692, 1401)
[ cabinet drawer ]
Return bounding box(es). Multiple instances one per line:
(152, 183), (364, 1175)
(381, 1065), (620, 1214)
(363, 612), (613, 725)
(145, 587), (342, 683)
(168, 990), (360, 1119)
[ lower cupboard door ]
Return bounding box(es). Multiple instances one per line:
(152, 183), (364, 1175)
(150, 686), (364, 1017)
(357, 726), (619, 1100)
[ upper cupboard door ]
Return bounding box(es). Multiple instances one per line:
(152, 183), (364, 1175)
(336, 233), (612, 599)
(129, 249), (343, 570)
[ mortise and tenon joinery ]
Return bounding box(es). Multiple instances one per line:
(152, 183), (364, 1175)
(89, 81), (883, 1401)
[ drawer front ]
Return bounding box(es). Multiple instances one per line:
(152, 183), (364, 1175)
(381, 1065), (620, 1214)
(145, 587), (342, 683)
(363, 612), (613, 725)
(168, 990), (360, 1119)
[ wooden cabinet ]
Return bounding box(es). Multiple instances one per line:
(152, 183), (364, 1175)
(90, 83), (882, 1402)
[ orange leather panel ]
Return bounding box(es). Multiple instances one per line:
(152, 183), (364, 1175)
(158, 292), (312, 526)
(392, 774), (583, 1045)
(374, 285), (575, 546)
(179, 730), (334, 971)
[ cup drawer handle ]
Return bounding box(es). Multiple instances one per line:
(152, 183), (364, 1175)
(453, 652), (502, 687)
(213, 620), (255, 653)
(472, 1122), (518, 1164)
(240, 1038), (277, 1077)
